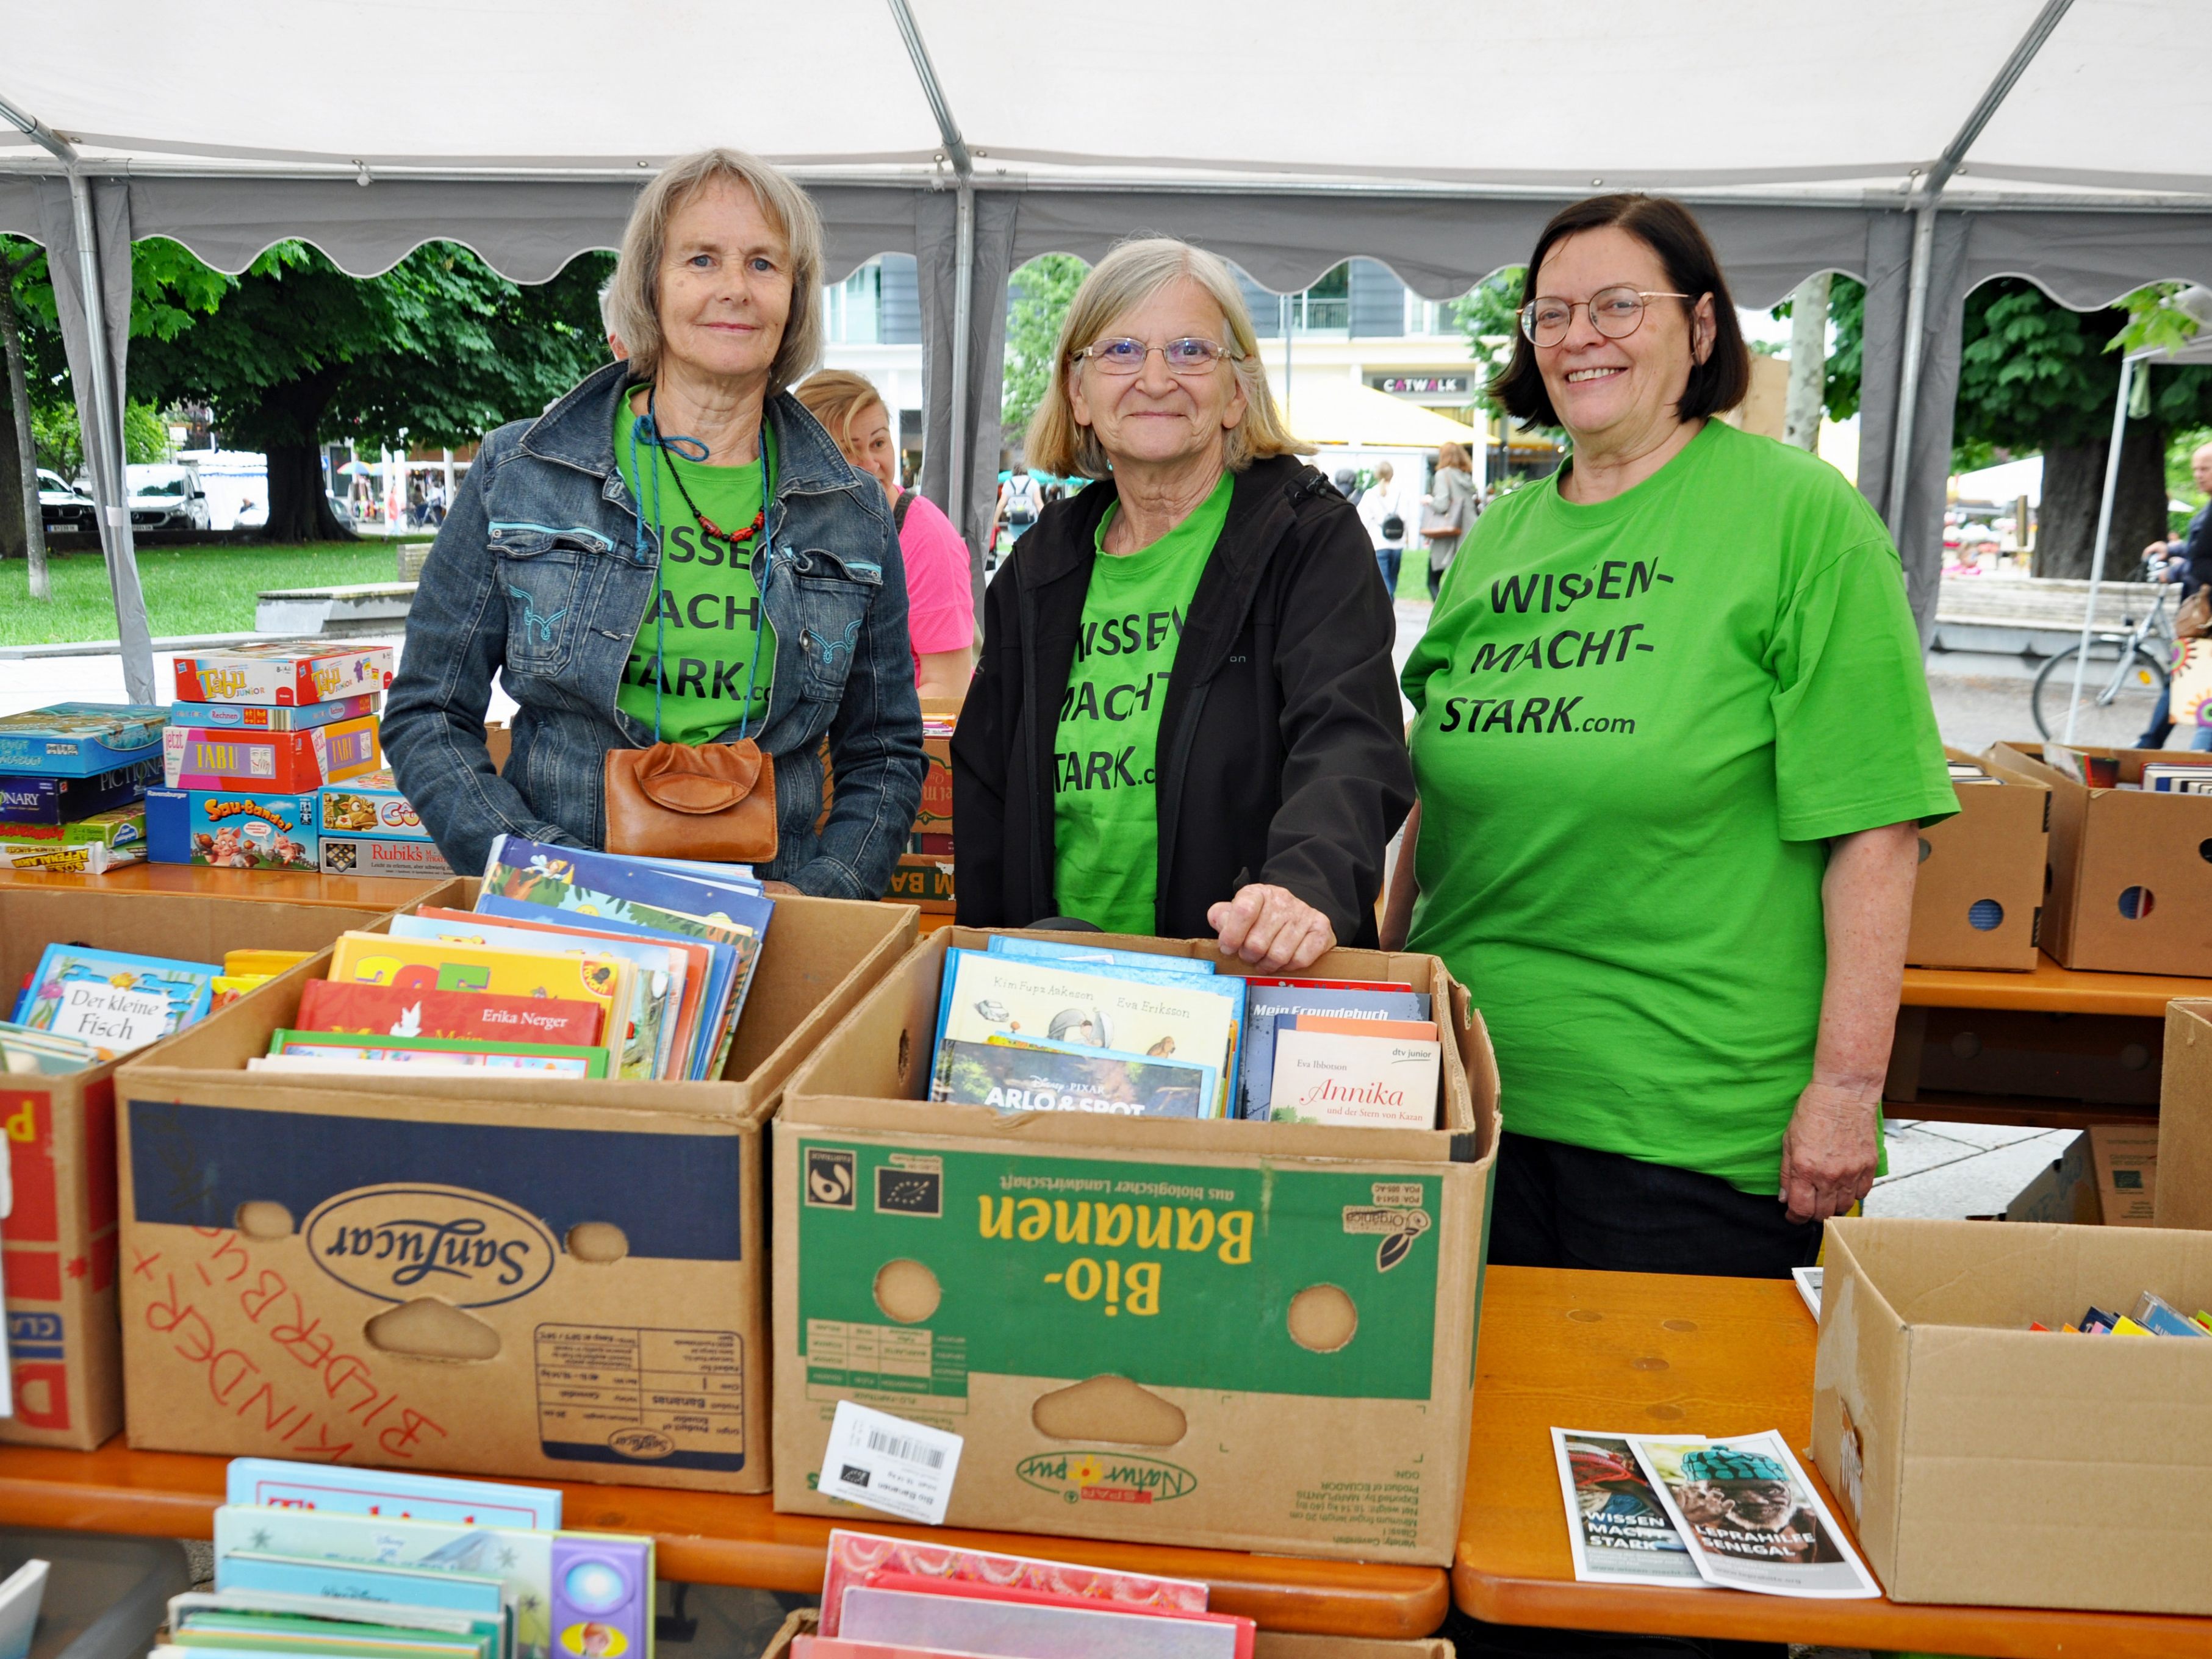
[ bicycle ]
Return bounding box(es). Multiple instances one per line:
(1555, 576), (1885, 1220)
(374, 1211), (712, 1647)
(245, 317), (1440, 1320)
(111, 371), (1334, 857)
(2030, 556), (2176, 747)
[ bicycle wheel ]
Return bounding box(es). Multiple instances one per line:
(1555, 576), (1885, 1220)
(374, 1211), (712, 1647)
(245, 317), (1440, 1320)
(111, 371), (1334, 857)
(2031, 643), (2168, 747)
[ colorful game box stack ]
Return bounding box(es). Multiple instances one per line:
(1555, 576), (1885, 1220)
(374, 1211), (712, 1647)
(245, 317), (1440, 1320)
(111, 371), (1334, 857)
(148, 640), (395, 870)
(158, 1457), (655, 1659)
(0, 703), (165, 873)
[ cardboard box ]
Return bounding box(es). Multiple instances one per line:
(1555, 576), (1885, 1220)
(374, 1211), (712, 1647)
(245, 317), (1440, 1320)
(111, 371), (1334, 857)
(0, 808), (146, 873)
(772, 927), (1499, 1566)
(913, 699), (958, 844)
(0, 873), (440, 1449)
(0, 761), (158, 827)
(2162, 1000), (2212, 1231)
(1812, 1216), (2212, 1613)
(116, 892), (917, 1491)
(173, 693), (379, 733)
(171, 642), (395, 708)
(163, 719), (382, 792)
(758, 1609), (1452, 1658)
(147, 787), (319, 870)
(1988, 742), (2212, 974)
(2001, 1124), (2159, 1224)
(887, 852), (954, 914)
(0, 704), (165, 777)
(1907, 748), (2047, 970)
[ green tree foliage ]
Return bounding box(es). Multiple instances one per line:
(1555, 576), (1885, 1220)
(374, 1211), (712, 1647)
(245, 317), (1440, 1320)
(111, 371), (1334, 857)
(129, 241), (614, 539)
(1000, 254), (1088, 443)
(1448, 266), (1525, 393)
(30, 399), (170, 476)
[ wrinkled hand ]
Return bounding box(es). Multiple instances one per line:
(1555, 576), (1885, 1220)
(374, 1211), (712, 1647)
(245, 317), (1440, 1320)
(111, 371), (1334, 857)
(761, 880), (802, 896)
(1778, 1080), (1882, 1225)
(1207, 884), (1335, 973)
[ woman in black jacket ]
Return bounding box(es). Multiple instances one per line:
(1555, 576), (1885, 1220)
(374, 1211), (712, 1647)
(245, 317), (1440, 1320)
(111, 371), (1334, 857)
(952, 238), (1413, 972)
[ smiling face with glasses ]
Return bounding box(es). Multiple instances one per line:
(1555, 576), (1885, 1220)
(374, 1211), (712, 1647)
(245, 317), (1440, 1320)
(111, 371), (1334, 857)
(1524, 226), (1717, 480)
(1068, 276), (1251, 487)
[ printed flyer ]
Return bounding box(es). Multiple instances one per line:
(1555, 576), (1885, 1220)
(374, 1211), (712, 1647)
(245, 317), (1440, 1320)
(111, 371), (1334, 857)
(1629, 1431), (1880, 1598)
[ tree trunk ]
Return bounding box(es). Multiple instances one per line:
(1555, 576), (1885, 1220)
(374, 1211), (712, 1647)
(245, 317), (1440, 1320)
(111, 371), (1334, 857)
(263, 440), (356, 542)
(0, 275), (49, 597)
(2036, 417), (2170, 580)
(1783, 272), (1830, 453)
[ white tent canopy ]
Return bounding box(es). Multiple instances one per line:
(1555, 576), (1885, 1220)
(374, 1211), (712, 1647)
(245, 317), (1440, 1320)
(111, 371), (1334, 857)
(5, 0), (2212, 697)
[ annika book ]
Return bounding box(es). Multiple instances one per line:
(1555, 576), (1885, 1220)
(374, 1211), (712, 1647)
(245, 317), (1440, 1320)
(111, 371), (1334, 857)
(1266, 1015), (1440, 1128)
(935, 949), (1243, 1116)
(1240, 981), (1432, 1120)
(293, 980), (604, 1048)
(13, 944), (220, 1055)
(931, 1035), (1216, 1117)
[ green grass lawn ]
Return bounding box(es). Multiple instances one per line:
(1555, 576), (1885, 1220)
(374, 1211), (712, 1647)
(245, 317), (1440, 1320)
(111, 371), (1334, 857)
(0, 542), (423, 647)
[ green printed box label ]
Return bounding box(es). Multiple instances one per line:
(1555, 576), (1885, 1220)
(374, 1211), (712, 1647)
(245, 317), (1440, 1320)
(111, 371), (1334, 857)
(797, 1141), (1439, 1400)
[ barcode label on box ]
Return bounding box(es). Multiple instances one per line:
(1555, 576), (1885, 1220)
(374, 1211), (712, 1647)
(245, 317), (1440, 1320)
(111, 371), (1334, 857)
(819, 1400), (963, 1525)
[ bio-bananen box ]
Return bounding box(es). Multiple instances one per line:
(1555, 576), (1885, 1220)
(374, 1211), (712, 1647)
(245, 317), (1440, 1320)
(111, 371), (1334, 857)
(772, 926), (1499, 1566)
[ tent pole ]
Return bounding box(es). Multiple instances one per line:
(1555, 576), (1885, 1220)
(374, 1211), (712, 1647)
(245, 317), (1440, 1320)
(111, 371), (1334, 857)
(948, 177), (973, 539)
(1883, 0), (2077, 539)
(2059, 353), (2137, 747)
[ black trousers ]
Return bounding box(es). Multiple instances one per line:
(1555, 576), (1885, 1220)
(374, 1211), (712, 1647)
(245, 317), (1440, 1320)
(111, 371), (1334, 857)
(1440, 1134), (1820, 1657)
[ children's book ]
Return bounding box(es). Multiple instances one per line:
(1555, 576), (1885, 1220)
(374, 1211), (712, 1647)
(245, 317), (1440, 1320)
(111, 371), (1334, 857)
(931, 1035), (1215, 1117)
(386, 914), (677, 1080)
(817, 1528), (1208, 1638)
(0, 1019), (105, 1077)
(12, 944), (220, 1055)
(1240, 984), (1433, 1120)
(223, 1458), (560, 1527)
(326, 933), (628, 1076)
(267, 1030), (607, 1078)
(1266, 1015), (1440, 1128)
(935, 949), (1241, 1115)
(212, 1554), (506, 1619)
(985, 936), (1216, 975)
(293, 980), (603, 1048)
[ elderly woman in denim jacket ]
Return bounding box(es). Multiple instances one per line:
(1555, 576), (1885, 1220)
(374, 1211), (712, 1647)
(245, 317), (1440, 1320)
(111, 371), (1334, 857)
(384, 148), (924, 894)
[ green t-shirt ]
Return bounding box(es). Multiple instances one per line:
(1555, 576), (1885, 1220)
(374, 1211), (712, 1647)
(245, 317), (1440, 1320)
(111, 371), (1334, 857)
(612, 396), (779, 744)
(1052, 473), (1234, 934)
(1400, 420), (1956, 1194)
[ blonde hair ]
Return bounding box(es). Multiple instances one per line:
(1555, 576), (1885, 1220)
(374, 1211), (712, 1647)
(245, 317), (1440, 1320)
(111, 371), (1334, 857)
(605, 148), (824, 392)
(1025, 237), (1309, 479)
(792, 369), (886, 444)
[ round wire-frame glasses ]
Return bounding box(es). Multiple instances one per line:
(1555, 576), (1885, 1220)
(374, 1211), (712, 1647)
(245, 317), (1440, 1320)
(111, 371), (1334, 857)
(1518, 287), (1692, 347)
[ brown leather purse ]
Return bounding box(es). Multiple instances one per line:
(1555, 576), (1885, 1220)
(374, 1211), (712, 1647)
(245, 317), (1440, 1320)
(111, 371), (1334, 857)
(603, 740), (778, 864)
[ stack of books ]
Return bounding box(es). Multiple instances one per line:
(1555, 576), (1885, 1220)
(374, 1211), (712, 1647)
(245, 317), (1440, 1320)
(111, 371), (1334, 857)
(156, 1457), (653, 1659)
(264, 836), (772, 1082)
(0, 703), (165, 872)
(149, 641), (394, 870)
(803, 1528), (1253, 1656)
(926, 938), (1444, 1128)
(2038, 1290), (2210, 1335)
(7, 941), (230, 1069)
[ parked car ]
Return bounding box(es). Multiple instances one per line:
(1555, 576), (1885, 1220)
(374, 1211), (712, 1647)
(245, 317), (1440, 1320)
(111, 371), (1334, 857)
(125, 462), (212, 532)
(36, 468), (96, 536)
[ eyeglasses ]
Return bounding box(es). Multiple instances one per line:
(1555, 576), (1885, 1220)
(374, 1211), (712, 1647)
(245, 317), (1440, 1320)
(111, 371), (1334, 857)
(1518, 287), (1692, 347)
(1072, 336), (1241, 376)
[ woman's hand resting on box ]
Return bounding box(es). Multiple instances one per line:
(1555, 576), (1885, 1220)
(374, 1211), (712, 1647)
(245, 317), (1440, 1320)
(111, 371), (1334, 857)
(1208, 883), (1335, 973)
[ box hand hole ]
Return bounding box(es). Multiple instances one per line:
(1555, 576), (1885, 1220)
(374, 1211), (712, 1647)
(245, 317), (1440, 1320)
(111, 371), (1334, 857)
(234, 1200), (294, 1241)
(1917, 837), (1932, 864)
(566, 1222), (628, 1263)
(873, 1258), (941, 1324)
(1029, 1374), (1188, 1447)
(364, 1297), (501, 1361)
(1966, 899), (2003, 931)
(2119, 884), (2155, 920)
(1288, 1283), (1360, 1353)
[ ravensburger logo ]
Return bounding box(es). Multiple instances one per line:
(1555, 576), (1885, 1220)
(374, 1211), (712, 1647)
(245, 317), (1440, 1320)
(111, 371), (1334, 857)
(303, 1183), (557, 1308)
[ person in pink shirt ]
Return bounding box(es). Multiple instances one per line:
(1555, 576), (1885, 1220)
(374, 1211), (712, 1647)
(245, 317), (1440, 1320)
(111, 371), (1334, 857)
(795, 370), (975, 701)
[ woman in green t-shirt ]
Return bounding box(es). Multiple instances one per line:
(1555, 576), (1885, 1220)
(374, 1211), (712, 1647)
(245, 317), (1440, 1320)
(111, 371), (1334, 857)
(1384, 195), (1955, 1280)
(952, 239), (1413, 971)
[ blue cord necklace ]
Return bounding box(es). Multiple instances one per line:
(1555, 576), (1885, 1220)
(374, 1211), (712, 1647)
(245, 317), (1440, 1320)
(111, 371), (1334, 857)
(625, 385), (774, 742)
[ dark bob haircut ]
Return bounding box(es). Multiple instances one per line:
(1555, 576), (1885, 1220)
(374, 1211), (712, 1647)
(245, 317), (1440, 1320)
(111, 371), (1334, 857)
(1490, 193), (1750, 427)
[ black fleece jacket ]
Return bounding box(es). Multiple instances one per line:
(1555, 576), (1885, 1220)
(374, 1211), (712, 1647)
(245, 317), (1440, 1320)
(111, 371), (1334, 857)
(950, 455), (1415, 946)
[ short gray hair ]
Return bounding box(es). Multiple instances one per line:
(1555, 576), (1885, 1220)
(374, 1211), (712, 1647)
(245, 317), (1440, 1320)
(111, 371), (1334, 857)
(604, 148), (824, 392)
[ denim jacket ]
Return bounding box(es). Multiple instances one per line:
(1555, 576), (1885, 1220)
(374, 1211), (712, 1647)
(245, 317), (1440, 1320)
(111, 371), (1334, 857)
(382, 360), (925, 897)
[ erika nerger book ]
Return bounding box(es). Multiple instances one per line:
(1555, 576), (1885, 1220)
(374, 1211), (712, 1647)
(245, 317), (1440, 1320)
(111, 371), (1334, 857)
(931, 1036), (1215, 1117)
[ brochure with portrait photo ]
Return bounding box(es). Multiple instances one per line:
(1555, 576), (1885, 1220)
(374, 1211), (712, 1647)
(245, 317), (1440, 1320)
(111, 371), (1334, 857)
(1628, 1430), (1880, 1599)
(1551, 1429), (1710, 1588)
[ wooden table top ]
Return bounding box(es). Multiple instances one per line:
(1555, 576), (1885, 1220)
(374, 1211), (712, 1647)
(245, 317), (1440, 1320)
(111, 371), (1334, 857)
(0, 862), (447, 911)
(1903, 955), (2211, 1018)
(0, 1438), (1447, 1638)
(1457, 1267), (2210, 1657)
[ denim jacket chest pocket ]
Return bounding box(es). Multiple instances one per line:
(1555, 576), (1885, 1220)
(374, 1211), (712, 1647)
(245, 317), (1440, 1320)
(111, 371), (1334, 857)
(487, 521), (617, 676)
(789, 545), (883, 700)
